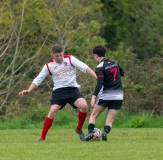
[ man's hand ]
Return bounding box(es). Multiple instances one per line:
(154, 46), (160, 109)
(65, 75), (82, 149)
(90, 95), (96, 108)
(18, 83), (37, 96)
(19, 90), (30, 96)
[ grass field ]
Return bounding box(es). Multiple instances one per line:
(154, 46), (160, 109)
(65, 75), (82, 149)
(0, 128), (163, 160)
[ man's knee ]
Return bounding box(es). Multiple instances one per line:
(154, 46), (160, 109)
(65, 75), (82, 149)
(80, 103), (88, 112)
(74, 98), (88, 112)
(48, 105), (60, 118)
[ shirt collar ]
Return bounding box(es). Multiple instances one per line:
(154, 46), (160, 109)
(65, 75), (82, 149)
(100, 58), (106, 62)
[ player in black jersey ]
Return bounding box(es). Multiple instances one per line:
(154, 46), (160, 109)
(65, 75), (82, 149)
(84, 45), (124, 141)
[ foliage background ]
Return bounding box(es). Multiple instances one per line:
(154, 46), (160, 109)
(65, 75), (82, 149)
(0, 0), (163, 121)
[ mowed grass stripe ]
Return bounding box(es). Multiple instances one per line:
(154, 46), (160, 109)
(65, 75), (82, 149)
(0, 128), (162, 160)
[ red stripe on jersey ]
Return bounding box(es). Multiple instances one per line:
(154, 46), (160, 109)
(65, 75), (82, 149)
(64, 54), (75, 67)
(49, 59), (55, 63)
(97, 74), (104, 78)
(46, 59), (54, 75)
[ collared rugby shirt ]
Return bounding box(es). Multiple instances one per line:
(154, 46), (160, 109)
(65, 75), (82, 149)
(33, 55), (88, 90)
(94, 58), (124, 100)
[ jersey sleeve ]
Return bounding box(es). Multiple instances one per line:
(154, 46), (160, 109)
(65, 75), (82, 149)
(32, 64), (49, 86)
(93, 66), (104, 96)
(118, 64), (124, 76)
(70, 55), (88, 73)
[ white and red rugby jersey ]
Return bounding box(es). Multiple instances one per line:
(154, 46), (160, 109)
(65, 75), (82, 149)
(32, 55), (88, 90)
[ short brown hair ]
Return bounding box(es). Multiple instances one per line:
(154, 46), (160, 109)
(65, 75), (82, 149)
(52, 44), (63, 53)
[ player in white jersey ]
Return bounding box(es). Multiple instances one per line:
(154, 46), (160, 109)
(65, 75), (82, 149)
(19, 44), (97, 141)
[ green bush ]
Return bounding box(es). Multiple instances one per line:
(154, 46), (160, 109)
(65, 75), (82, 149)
(123, 56), (163, 116)
(129, 115), (147, 128)
(27, 107), (49, 122)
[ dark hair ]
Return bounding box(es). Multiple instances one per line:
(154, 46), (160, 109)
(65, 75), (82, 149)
(52, 44), (63, 53)
(93, 45), (106, 57)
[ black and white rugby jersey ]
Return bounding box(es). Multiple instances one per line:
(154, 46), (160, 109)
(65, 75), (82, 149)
(93, 58), (124, 100)
(33, 55), (88, 90)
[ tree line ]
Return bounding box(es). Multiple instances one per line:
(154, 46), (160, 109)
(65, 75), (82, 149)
(0, 0), (163, 119)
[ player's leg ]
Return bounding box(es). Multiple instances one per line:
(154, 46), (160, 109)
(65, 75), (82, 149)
(102, 100), (122, 141)
(74, 97), (88, 130)
(67, 87), (88, 132)
(102, 109), (119, 141)
(40, 104), (61, 140)
(84, 105), (105, 141)
(67, 94), (88, 141)
(39, 89), (67, 141)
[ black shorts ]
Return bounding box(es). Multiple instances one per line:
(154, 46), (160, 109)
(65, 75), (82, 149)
(96, 99), (122, 110)
(51, 87), (84, 109)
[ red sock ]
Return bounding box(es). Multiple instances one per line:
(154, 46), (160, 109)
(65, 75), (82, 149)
(40, 117), (53, 140)
(76, 111), (87, 131)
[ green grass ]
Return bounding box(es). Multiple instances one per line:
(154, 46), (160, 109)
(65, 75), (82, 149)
(1, 109), (163, 130)
(0, 128), (163, 160)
